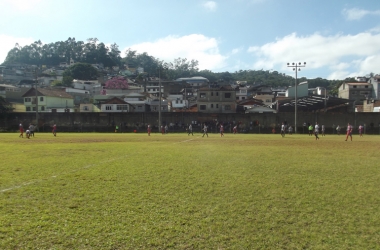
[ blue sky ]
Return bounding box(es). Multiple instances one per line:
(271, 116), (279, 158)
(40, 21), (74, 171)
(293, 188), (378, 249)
(1, 0), (380, 80)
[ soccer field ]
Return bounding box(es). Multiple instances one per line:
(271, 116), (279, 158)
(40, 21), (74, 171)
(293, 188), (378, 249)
(1, 132), (379, 249)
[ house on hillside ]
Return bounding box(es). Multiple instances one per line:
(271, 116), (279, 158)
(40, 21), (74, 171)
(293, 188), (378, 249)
(235, 86), (249, 101)
(338, 82), (372, 101)
(72, 79), (102, 96)
(236, 98), (266, 113)
(100, 97), (133, 112)
(369, 75), (380, 100)
(22, 88), (74, 112)
(362, 99), (380, 112)
(197, 86), (236, 113)
(254, 86), (274, 107)
(175, 76), (209, 87)
(123, 92), (151, 112)
(167, 93), (189, 110)
(150, 99), (170, 112)
(286, 81), (309, 98)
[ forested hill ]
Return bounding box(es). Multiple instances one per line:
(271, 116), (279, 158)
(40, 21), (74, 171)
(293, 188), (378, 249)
(2, 37), (352, 95)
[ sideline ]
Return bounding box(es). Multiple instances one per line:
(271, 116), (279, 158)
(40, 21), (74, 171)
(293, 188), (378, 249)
(0, 155), (128, 193)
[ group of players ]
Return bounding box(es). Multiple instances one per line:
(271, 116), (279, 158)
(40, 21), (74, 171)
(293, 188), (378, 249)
(18, 122), (361, 140)
(146, 123), (238, 137)
(18, 123), (57, 138)
(280, 121), (361, 141)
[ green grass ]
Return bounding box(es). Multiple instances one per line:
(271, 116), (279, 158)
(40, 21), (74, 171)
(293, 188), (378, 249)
(1, 132), (380, 249)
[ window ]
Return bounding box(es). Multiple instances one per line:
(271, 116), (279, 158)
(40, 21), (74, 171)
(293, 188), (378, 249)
(26, 107), (31, 111)
(225, 93), (231, 98)
(236, 97), (239, 100)
(240, 90), (247, 93)
(117, 105), (127, 111)
(353, 85), (357, 88)
(200, 105), (206, 110)
(200, 93), (206, 98)
(83, 106), (88, 111)
(216, 104), (219, 108)
(40, 97), (44, 102)
(211, 104), (214, 108)
(211, 92), (213, 96)
(242, 97), (246, 100)
(216, 92), (219, 96)
(365, 85), (368, 88)
(25, 98), (31, 102)
(32, 107), (36, 111)
(225, 105), (231, 110)
(41, 106), (45, 111)
(266, 99), (272, 102)
(106, 105), (112, 110)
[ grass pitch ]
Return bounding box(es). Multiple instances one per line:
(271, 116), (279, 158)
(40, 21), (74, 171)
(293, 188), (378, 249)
(1, 132), (380, 249)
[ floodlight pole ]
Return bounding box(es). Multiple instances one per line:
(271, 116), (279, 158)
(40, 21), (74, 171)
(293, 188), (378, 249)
(35, 68), (39, 132)
(158, 68), (161, 132)
(287, 62), (306, 133)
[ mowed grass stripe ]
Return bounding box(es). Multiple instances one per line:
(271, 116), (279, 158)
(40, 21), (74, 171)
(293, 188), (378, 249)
(1, 133), (380, 249)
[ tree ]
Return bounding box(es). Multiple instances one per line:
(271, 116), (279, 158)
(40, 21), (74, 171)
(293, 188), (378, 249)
(62, 76), (73, 87)
(50, 79), (63, 87)
(63, 63), (98, 80)
(105, 76), (128, 89)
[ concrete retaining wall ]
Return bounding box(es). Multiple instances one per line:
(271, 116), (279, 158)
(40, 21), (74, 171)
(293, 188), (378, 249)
(1, 111), (380, 134)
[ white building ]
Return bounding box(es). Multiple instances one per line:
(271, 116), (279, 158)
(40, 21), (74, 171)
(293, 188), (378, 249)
(286, 81), (309, 98)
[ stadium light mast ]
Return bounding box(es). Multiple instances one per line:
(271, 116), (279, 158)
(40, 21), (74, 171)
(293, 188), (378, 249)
(34, 67), (39, 132)
(157, 64), (168, 132)
(287, 62), (306, 133)
(158, 68), (162, 132)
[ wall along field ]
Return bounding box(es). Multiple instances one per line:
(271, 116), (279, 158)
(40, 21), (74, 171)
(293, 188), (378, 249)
(1, 132), (379, 249)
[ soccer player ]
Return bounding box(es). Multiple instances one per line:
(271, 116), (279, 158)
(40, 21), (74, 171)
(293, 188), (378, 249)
(202, 124), (208, 137)
(345, 123), (353, 141)
(19, 123), (24, 138)
(25, 129), (31, 139)
(321, 124), (325, 136)
(188, 124), (193, 136)
(29, 124), (35, 137)
(52, 124), (57, 137)
(281, 122), (285, 137)
(358, 124), (363, 137)
(314, 122), (320, 140)
(147, 124), (151, 136)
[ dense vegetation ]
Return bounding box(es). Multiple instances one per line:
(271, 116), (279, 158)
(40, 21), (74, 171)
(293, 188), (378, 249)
(2, 37), (362, 95)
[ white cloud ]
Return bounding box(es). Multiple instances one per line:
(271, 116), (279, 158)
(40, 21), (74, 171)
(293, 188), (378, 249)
(4, 0), (43, 11)
(0, 35), (35, 64)
(342, 8), (380, 21)
(327, 71), (350, 80)
(202, 1), (217, 11)
(123, 34), (227, 71)
(247, 32), (380, 80)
